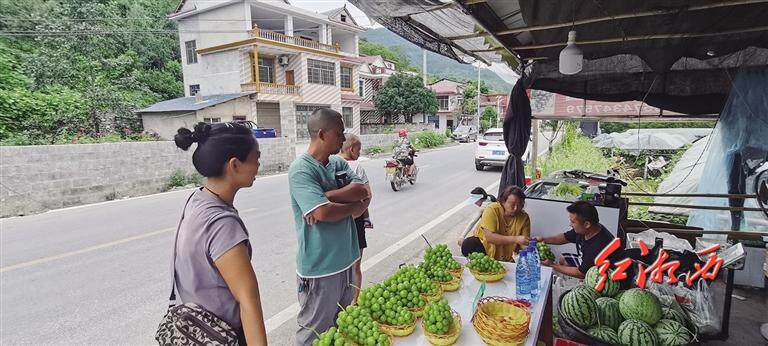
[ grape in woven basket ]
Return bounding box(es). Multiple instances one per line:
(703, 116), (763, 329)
(423, 298), (454, 335)
(335, 305), (390, 346)
(467, 253), (504, 273)
(313, 326), (353, 346)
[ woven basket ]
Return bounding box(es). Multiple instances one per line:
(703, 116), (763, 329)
(407, 304), (425, 318)
(438, 275), (461, 292)
(448, 265), (463, 280)
(379, 319), (417, 337)
(471, 297), (530, 346)
(421, 282), (444, 303)
(469, 266), (507, 282)
(422, 310), (462, 346)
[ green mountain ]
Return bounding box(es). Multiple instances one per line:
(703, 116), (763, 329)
(360, 28), (513, 93)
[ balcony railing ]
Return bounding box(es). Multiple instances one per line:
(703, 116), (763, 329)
(242, 82), (301, 96)
(259, 82), (300, 95)
(249, 26), (339, 53)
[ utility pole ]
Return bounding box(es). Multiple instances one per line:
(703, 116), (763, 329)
(476, 63), (481, 129)
(422, 49), (427, 87)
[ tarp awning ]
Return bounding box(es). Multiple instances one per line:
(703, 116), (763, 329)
(353, 0), (768, 115)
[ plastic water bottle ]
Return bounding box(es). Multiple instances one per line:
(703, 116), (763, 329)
(527, 243), (540, 301)
(516, 249), (530, 301)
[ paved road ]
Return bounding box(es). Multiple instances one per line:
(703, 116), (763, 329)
(0, 142), (510, 344)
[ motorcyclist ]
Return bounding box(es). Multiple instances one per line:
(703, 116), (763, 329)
(393, 129), (416, 177)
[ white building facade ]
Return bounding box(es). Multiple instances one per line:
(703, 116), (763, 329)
(138, 0), (366, 142)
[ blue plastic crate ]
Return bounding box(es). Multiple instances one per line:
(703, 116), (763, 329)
(251, 128), (276, 138)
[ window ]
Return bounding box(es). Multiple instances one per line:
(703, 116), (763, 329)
(185, 40), (197, 64)
(307, 59), (335, 85)
(233, 116), (247, 122)
(203, 117), (221, 124)
(340, 14), (347, 22)
(358, 79), (365, 97)
(258, 57), (275, 83)
(342, 107), (353, 128)
(296, 105), (325, 139)
(438, 96), (449, 110)
(340, 66), (353, 89)
(483, 131), (504, 141)
(189, 84), (200, 96)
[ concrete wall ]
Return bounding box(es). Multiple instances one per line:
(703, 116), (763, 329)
(0, 138), (294, 217)
(358, 133), (399, 151)
(141, 112), (198, 139)
(360, 123), (436, 135)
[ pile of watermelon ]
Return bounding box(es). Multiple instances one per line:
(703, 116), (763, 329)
(558, 266), (696, 346)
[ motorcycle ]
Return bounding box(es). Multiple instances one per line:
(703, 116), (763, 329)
(384, 151), (418, 191)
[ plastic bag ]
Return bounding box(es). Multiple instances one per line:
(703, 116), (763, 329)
(552, 273), (582, 313)
(683, 278), (721, 335)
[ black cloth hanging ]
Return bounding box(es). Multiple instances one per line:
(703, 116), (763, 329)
(498, 78), (532, 196)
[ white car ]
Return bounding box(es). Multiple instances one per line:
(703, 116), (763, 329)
(474, 128), (531, 171)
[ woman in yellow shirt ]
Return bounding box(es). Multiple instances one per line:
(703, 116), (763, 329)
(459, 186), (530, 262)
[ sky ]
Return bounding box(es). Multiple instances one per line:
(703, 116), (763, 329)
(284, 0), (519, 83)
(288, 0), (376, 27)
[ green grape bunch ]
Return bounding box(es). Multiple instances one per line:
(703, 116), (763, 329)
(335, 305), (390, 346)
(423, 298), (454, 335)
(357, 283), (417, 326)
(536, 242), (556, 261)
(312, 326), (354, 346)
(466, 252), (504, 273)
(423, 244), (461, 271)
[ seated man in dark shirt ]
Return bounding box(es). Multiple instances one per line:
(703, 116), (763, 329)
(535, 201), (621, 279)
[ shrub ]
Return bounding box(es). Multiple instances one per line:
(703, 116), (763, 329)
(413, 131), (446, 149)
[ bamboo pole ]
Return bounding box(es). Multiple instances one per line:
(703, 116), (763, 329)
(623, 192), (757, 198)
(628, 201), (763, 212)
(510, 25), (768, 51)
(495, 0), (768, 36)
(623, 227), (768, 241)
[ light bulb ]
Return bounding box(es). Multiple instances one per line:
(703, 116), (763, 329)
(559, 30), (583, 75)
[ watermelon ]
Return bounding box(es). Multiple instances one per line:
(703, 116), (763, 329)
(618, 319), (659, 346)
(585, 265), (620, 297)
(619, 288), (663, 325)
(614, 290), (627, 301)
(588, 325), (620, 344)
(655, 319), (691, 346)
(596, 297), (624, 330)
(561, 286), (598, 328)
(661, 308), (688, 328)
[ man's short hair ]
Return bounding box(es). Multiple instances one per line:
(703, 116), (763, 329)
(567, 201), (600, 224)
(341, 133), (361, 152)
(307, 108), (342, 139)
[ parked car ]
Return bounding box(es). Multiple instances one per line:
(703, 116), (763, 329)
(474, 128), (508, 170)
(452, 125), (478, 142)
(474, 128), (531, 171)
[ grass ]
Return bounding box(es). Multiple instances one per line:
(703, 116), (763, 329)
(526, 122), (690, 225)
(166, 170), (204, 190)
(528, 122), (613, 176)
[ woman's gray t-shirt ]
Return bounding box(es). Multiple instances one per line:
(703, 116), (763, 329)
(173, 188), (251, 328)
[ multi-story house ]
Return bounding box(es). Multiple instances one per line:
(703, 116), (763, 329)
(479, 92), (510, 126)
(357, 55), (397, 125)
(428, 79), (465, 131)
(137, 0), (366, 142)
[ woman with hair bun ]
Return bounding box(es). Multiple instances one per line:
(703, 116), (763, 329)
(168, 122), (267, 345)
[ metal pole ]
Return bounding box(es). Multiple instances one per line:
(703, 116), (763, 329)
(477, 63), (481, 128)
(531, 119), (539, 179)
(422, 49), (427, 87)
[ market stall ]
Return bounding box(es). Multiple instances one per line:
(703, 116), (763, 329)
(312, 245), (554, 346)
(397, 256), (553, 345)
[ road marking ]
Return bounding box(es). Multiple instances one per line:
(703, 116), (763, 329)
(264, 179), (500, 333)
(0, 227), (174, 273)
(0, 205), (284, 273)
